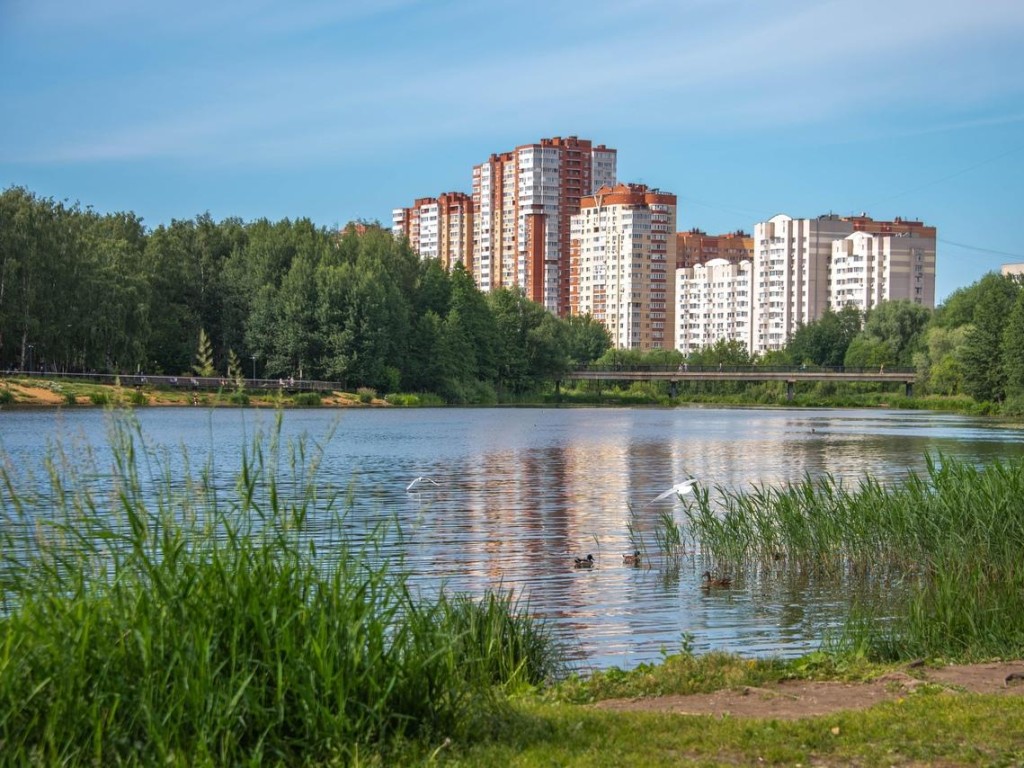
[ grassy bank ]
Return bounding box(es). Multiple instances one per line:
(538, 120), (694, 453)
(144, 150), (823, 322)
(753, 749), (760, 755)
(2, 374), (1011, 416)
(0, 376), (397, 408)
(0, 416), (561, 765)
(2, 414), (1024, 764)
(549, 380), (1008, 416)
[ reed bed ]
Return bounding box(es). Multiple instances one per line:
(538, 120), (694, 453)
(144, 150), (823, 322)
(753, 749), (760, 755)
(682, 454), (1024, 661)
(0, 415), (563, 766)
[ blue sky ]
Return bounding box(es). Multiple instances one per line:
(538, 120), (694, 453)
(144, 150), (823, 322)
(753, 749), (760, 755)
(2, 0), (1023, 302)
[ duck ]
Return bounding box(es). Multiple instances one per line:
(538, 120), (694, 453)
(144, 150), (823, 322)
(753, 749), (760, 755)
(701, 570), (732, 588)
(622, 550), (642, 566)
(574, 554), (595, 569)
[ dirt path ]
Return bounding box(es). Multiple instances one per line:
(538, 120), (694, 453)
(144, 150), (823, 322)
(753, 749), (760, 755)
(593, 662), (1024, 719)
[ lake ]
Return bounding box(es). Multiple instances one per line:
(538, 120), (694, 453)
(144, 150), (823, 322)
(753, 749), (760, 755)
(3, 405), (1024, 671)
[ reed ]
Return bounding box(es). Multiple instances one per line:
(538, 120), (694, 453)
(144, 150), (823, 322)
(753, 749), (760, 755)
(682, 454), (1024, 660)
(0, 414), (562, 765)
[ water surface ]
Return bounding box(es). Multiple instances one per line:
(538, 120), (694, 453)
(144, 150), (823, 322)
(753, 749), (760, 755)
(3, 405), (1023, 671)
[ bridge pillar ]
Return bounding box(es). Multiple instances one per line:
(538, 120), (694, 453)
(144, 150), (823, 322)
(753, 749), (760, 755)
(786, 380), (794, 401)
(669, 381), (677, 398)
(905, 381), (913, 398)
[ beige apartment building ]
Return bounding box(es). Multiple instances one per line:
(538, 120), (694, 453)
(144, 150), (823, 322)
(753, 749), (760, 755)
(750, 213), (936, 354)
(676, 229), (753, 270)
(1002, 263), (1024, 277)
(570, 183), (677, 350)
(472, 136), (616, 315)
(391, 192), (474, 272)
(830, 221), (937, 312)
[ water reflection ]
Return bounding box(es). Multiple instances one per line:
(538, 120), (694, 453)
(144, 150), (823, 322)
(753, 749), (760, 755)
(2, 406), (1024, 671)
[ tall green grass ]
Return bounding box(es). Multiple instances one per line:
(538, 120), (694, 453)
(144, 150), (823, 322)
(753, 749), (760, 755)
(682, 455), (1024, 661)
(0, 415), (563, 765)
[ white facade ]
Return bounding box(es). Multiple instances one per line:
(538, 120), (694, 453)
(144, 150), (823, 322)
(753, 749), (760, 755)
(752, 214), (859, 354)
(830, 231), (936, 312)
(415, 201), (439, 260)
(675, 258), (753, 354)
(472, 137), (617, 315)
(517, 144), (563, 309)
(592, 148), (617, 192)
(471, 163), (495, 292)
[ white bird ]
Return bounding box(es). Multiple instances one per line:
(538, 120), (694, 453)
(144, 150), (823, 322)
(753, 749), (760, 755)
(647, 478), (698, 505)
(406, 476), (440, 492)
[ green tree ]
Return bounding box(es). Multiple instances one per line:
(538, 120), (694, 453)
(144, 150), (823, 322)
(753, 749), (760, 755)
(564, 313), (612, 366)
(688, 339), (751, 368)
(275, 254), (319, 379)
(786, 306), (862, 367)
(193, 328), (216, 376)
(403, 310), (445, 392)
(448, 264), (497, 383)
(843, 300), (931, 369)
(1002, 290), (1024, 400)
(226, 348), (245, 390)
(437, 306), (478, 402)
(489, 288), (567, 393)
(960, 274), (1020, 402)
(914, 325), (968, 396)
(843, 335), (893, 369)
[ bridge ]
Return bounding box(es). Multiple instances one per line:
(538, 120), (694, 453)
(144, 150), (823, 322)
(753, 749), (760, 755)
(566, 365), (916, 400)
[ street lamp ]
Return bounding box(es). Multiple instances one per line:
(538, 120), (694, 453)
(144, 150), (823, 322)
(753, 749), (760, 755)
(251, 355), (257, 381)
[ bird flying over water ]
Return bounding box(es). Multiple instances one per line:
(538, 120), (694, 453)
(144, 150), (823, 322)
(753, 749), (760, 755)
(647, 478), (698, 505)
(406, 476), (440, 492)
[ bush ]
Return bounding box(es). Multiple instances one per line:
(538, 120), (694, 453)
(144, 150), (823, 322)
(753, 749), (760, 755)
(89, 392), (109, 405)
(127, 389), (147, 406)
(293, 391), (322, 407)
(227, 391), (250, 406)
(0, 388), (13, 404)
(356, 387), (377, 404)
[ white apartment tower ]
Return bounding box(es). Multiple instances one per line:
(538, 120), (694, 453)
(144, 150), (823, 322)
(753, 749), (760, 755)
(570, 183), (677, 350)
(752, 214), (857, 354)
(472, 136), (616, 316)
(675, 258), (753, 354)
(830, 223), (937, 312)
(753, 214), (937, 354)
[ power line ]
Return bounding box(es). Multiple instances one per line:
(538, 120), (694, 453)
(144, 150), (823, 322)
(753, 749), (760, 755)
(939, 238), (1024, 260)
(875, 145), (1024, 204)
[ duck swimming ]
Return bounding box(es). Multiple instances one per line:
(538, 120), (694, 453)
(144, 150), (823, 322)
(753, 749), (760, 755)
(701, 570), (732, 588)
(622, 550), (641, 566)
(574, 554), (595, 569)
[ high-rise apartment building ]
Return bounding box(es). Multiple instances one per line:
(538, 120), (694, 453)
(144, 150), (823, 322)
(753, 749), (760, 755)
(752, 214), (937, 354)
(675, 229), (753, 270)
(472, 136), (616, 315)
(569, 183), (676, 350)
(830, 221), (936, 311)
(391, 192), (474, 271)
(675, 258), (753, 354)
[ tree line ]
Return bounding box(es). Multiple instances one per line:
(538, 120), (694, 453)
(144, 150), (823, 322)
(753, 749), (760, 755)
(4, 185), (1021, 406)
(0, 187), (612, 401)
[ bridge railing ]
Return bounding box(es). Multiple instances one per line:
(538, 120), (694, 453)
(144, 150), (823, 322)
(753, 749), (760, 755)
(3, 370), (339, 393)
(573, 364), (913, 375)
